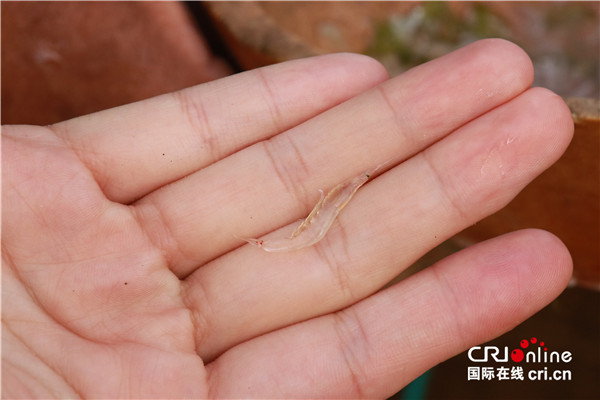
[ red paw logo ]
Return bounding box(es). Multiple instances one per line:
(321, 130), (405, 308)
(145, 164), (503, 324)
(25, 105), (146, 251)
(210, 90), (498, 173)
(511, 349), (524, 362)
(511, 337), (547, 362)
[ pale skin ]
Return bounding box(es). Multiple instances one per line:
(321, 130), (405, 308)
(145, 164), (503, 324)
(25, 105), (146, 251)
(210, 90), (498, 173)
(2, 39), (574, 398)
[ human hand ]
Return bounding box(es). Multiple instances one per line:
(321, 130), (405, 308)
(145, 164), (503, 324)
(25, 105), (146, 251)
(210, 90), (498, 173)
(2, 39), (573, 398)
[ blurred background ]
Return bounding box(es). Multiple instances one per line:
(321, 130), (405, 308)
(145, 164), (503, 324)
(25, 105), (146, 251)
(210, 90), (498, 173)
(2, 2), (598, 399)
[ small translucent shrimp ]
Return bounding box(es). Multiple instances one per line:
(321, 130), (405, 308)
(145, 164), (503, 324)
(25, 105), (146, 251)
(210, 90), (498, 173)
(243, 165), (382, 252)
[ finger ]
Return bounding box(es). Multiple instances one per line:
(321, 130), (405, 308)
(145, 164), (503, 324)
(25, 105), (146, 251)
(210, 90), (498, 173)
(135, 39), (534, 274)
(184, 87), (574, 361)
(206, 229), (573, 398)
(50, 53), (388, 203)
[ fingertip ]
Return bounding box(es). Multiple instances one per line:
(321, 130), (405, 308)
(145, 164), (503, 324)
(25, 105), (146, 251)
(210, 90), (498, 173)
(515, 228), (573, 293)
(470, 229), (573, 322)
(429, 229), (574, 334)
(472, 38), (535, 87)
(502, 87), (575, 176)
(316, 52), (390, 85)
(527, 87), (575, 154)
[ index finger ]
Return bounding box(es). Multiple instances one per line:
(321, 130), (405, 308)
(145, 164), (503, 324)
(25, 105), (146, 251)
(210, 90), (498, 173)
(50, 54), (388, 203)
(135, 39), (535, 276)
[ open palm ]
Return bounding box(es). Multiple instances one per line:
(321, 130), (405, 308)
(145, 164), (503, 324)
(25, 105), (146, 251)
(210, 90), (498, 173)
(2, 40), (573, 398)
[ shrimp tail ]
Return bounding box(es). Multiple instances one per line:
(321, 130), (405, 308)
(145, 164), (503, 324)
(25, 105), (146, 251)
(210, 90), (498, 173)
(234, 235), (265, 249)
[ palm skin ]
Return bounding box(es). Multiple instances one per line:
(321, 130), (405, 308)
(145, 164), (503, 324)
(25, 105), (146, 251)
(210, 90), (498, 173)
(2, 39), (573, 398)
(3, 125), (207, 397)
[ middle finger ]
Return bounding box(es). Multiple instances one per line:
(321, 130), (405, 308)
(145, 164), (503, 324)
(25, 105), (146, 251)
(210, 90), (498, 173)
(134, 39), (533, 277)
(183, 86), (572, 361)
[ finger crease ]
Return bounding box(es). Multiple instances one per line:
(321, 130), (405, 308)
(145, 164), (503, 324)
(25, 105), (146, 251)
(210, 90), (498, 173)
(130, 201), (186, 277)
(262, 139), (312, 212)
(179, 279), (213, 359)
(256, 68), (284, 132)
(331, 310), (369, 398)
(175, 90), (221, 163)
(430, 265), (470, 348)
(314, 223), (357, 303)
(420, 150), (470, 222)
